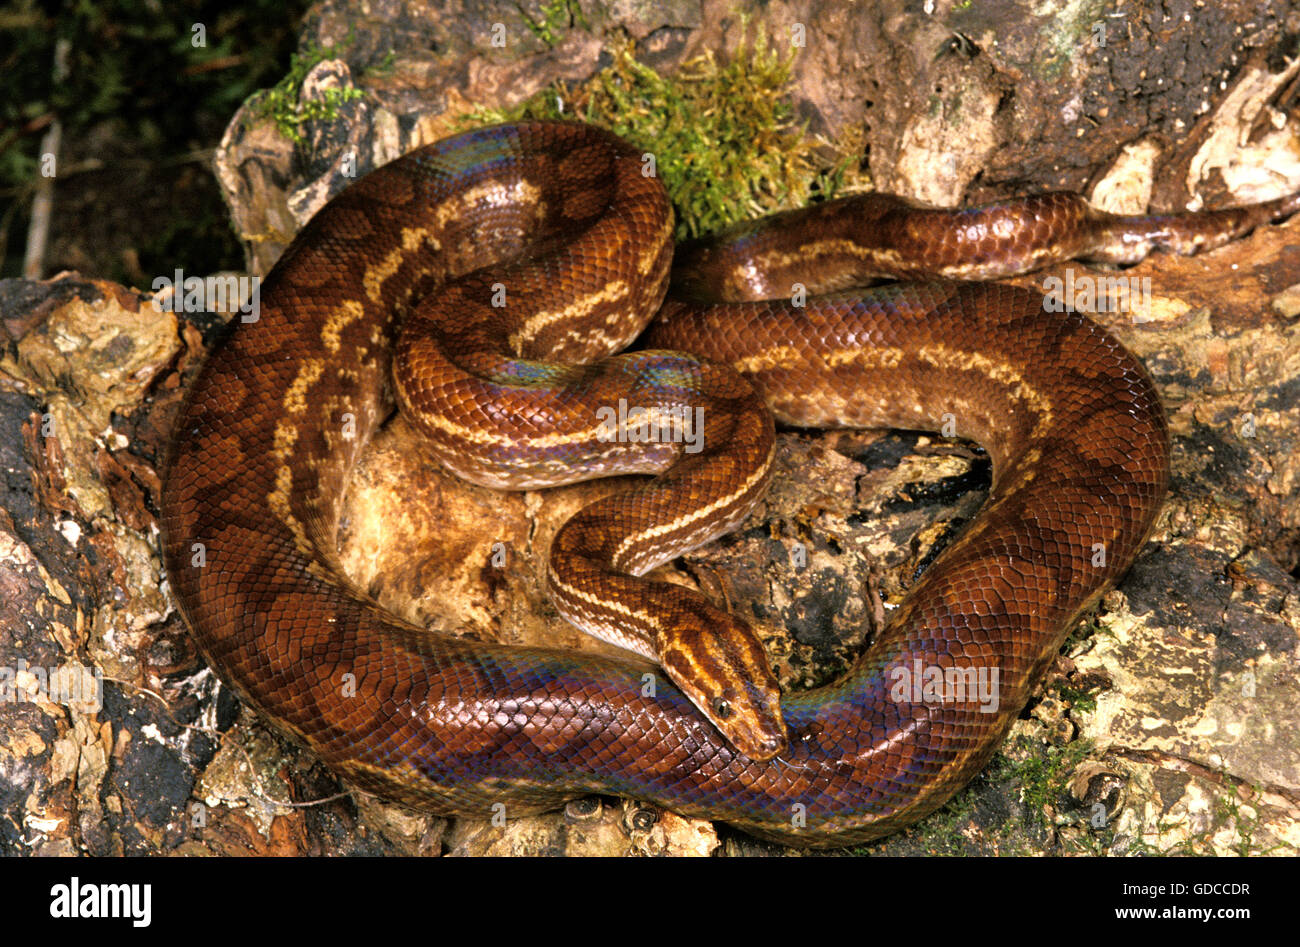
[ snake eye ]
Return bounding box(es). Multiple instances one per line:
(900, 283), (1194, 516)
(711, 698), (734, 720)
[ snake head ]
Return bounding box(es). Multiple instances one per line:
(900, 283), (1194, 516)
(657, 611), (787, 762)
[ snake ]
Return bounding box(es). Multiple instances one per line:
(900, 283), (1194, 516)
(160, 120), (1299, 846)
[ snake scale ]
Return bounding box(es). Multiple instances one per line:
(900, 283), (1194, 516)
(160, 121), (1300, 846)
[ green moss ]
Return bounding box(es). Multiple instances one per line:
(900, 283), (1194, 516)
(1213, 783), (1277, 856)
(1056, 681), (1098, 715)
(363, 49), (398, 77)
(252, 38), (364, 145)
(1062, 614), (1109, 653)
(462, 24), (864, 240)
(1010, 738), (1093, 816)
(1123, 779), (1289, 856)
(837, 737), (1097, 856)
(518, 0), (589, 47)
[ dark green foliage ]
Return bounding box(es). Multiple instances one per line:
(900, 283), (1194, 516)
(1, 0), (310, 278)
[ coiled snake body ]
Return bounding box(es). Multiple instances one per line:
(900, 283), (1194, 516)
(161, 121), (1298, 846)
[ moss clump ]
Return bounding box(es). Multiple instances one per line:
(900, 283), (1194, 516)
(252, 39), (364, 145)
(1056, 680), (1098, 715)
(463, 26), (864, 240)
(1123, 779), (1288, 856)
(1006, 738), (1094, 818)
(519, 0), (589, 47)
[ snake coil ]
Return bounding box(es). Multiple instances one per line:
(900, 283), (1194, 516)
(162, 121), (1297, 845)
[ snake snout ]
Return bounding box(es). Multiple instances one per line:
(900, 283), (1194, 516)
(732, 681), (788, 762)
(658, 610), (788, 761)
(696, 680), (786, 762)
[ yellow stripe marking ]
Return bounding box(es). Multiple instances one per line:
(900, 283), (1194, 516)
(283, 360), (324, 414)
(321, 300), (365, 353)
(612, 443), (775, 569)
(548, 566), (661, 650)
(364, 227), (438, 303)
(510, 279), (631, 349)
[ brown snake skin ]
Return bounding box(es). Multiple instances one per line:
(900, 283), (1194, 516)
(160, 121), (1299, 846)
